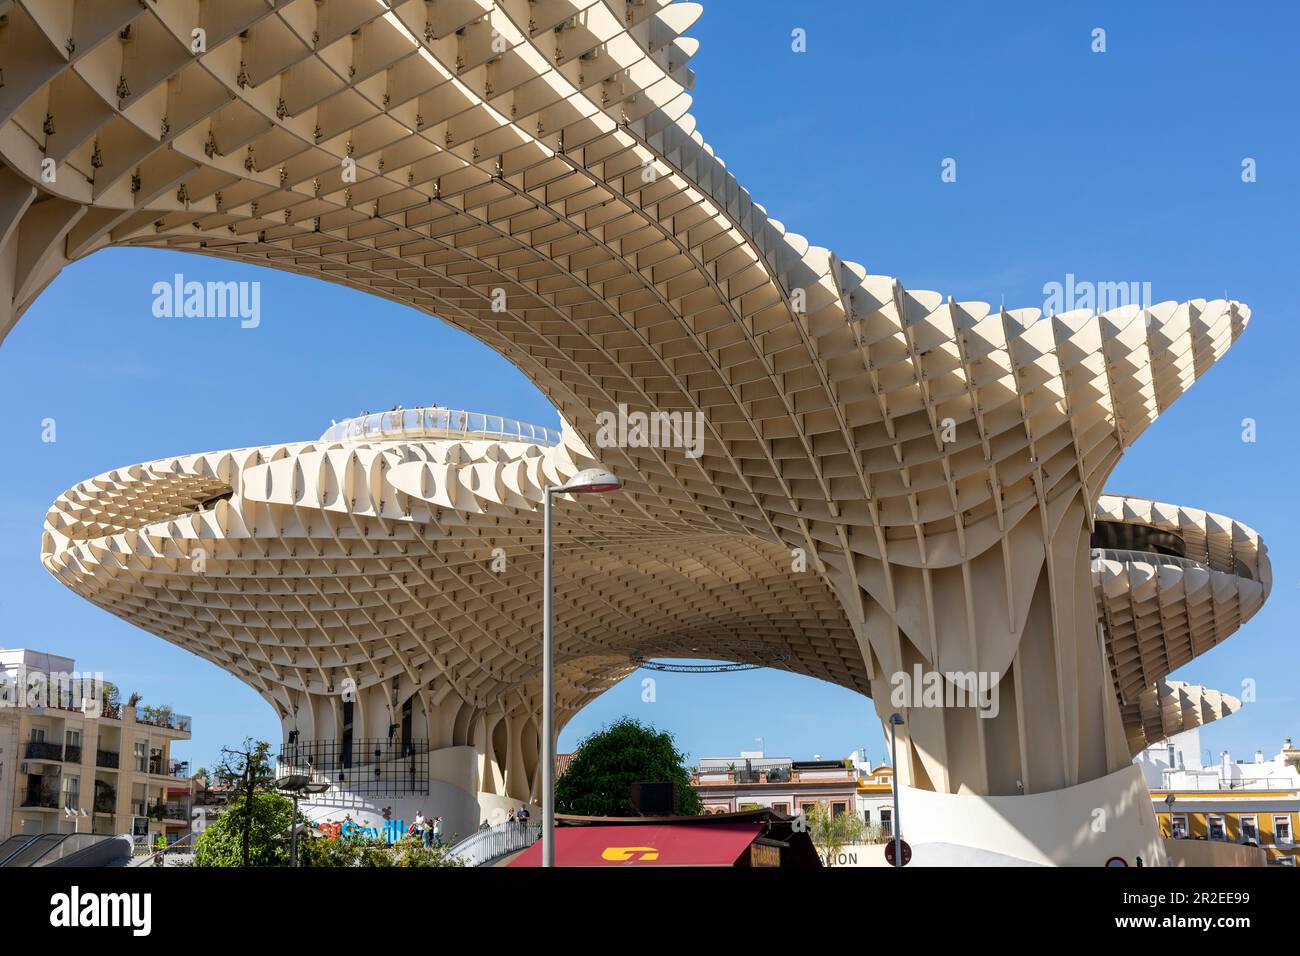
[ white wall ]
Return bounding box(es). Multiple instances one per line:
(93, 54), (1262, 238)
(1166, 839), (1266, 867)
(893, 764), (1166, 867)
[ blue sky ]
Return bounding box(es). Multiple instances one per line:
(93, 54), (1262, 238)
(1, 0), (1296, 771)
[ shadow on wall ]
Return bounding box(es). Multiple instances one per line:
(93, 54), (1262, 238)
(894, 764), (1166, 866)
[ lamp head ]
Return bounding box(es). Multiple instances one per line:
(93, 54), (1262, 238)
(554, 467), (621, 494)
(889, 713), (904, 726)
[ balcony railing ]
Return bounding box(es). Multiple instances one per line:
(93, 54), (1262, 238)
(24, 741), (65, 761)
(278, 738), (430, 796)
(93, 793), (116, 814)
(137, 710), (192, 733)
(22, 788), (61, 809)
(320, 406), (563, 447)
(95, 750), (119, 769)
(147, 801), (190, 821)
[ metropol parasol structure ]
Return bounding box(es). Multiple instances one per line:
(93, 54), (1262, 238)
(2, 0), (1268, 864)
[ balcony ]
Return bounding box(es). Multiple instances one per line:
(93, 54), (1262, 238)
(22, 783), (61, 809)
(64, 745), (82, 763)
(95, 749), (119, 769)
(148, 801), (190, 822)
(136, 708), (192, 733)
(92, 792), (116, 814)
(24, 741), (65, 761)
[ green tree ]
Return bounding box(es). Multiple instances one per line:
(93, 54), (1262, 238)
(99, 682), (120, 718)
(554, 717), (701, 816)
(200, 738), (277, 866)
(805, 803), (868, 867)
(193, 790), (293, 867)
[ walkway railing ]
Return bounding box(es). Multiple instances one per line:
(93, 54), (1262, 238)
(320, 406), (562, 447)
(1094, 548), (1254, 582)
(447, 822), (540, 867)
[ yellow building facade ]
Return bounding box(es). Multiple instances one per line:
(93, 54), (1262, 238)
(1153, 793), (1298, 865)
(0, 649), (192, 850)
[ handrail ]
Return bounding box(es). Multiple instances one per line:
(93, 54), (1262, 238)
(447, 822), (540, 867)
(1096, 549), (1209, 571)
(1095, 548), (1253, 581)
(320, 405), (562, 447)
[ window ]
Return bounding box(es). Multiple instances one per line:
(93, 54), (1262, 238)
(30, 728), (46, 743)
(133, 741), (147, 772)
(1208, 815), (1226, 841)
(1170, 815), (1188, 839)
(1241, 816), (1258, 843)
(341, 700), (354, 769)
(771, 802), (789, 814)
(880, 808), (893, 836)
(400, 697), (413, 755)
(863, 809), (872, 825)
(1274, 816), (1293, 844)
(65, 730), (80, 748)
(831, 802), (848, 818)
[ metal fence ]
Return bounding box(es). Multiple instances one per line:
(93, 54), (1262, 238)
(447, 822), (540, 867)
(277, 738), (430, 796)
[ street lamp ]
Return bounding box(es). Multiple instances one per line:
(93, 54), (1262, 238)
(1164, 792), (1179, 838)
(888, 713), (904, 869)
(63, 806), (87, 833)
(542, 467), (622, 868)
(276, 774), (330, 867)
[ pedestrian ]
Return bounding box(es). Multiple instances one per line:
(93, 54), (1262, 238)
(432, 816), (444, 847)
(516, 805), (530, 828)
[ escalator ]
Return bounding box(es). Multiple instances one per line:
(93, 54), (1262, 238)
(0, 831), (133, 867)
(0, 834), (40, 866)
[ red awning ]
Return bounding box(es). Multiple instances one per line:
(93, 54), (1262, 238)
(508, 823), (764, 867)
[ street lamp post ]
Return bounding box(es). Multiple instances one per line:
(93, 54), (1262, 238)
(888, 713), (904, 869)
(276, 774), (329, 867)
(542, 467), (621, 868)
